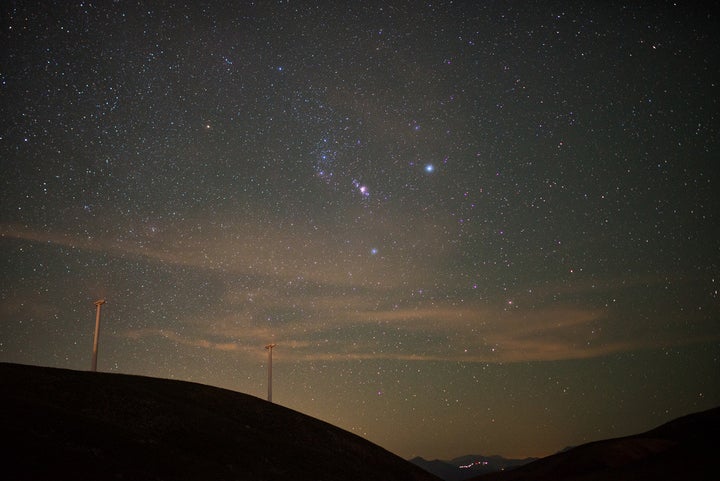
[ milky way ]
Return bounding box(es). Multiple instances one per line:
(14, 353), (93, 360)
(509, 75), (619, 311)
(2, 1), (719, 458)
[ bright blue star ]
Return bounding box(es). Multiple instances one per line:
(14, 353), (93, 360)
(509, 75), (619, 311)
(424, 163), (435, 173)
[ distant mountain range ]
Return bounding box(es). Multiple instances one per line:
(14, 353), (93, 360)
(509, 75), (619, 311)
(411, 405), (719, 481)
(469, 405), (719, 481)
(1, 362), (439, 481)
(410, 454), (536, 481)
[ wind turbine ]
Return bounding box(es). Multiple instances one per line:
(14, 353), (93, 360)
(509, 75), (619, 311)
(265, 343), (277, 402)
(91, 299), (106, 372)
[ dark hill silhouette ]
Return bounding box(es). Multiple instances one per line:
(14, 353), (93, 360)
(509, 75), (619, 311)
(470, 405), (720, 481)
(1, 362), (439, 481)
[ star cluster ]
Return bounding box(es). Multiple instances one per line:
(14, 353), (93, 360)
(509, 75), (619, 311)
(1, 1), (719, 459)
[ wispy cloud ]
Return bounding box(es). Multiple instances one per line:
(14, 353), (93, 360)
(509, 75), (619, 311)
(0, 217), (439, 289)
(6, 222), (718, 365)
(119, 297), (717, 364)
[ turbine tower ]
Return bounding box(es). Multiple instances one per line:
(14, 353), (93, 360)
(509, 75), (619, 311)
(265, 343), (277, 402)
(91, 299), (106, 372)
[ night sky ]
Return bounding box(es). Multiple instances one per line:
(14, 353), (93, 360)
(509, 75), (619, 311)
(2, 1), (719, 460)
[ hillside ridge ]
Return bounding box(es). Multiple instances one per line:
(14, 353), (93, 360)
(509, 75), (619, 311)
(1, 362), (439, 481)
(469, 404), (719, 481)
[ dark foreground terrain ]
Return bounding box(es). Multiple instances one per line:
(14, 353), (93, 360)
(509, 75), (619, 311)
(1, 362), (439, 481)
(471, 404), (719, 481)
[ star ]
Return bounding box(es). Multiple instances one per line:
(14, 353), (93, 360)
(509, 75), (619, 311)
(352, 179), (370, 198)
